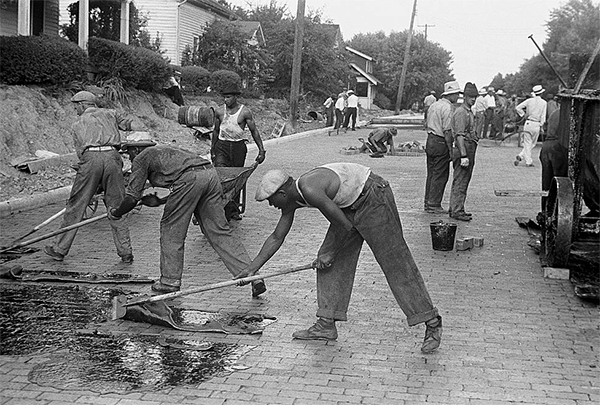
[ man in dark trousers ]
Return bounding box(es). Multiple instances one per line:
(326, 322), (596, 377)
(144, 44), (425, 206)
(449, 82), (479, 221)
(424, 81), (461, 214)
(235, 163), (443, 353)
(109, 133), (266, 297)
(212, 80), (266, 221)
(44, 91), (136, 263)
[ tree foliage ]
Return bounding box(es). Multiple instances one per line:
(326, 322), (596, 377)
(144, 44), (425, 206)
(347, 31), (454, 110)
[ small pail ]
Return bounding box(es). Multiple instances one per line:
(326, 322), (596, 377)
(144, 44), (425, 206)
(429, 221), (457, 251)
(178, 106), (214, 127)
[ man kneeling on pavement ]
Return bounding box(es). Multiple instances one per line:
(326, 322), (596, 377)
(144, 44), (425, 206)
(108, 133), (266, 297)
(235, 162), (443, 353)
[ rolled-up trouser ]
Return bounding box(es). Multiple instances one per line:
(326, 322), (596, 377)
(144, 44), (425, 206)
(54, 150), (131, 259)
(449, 140), (477, 216)
(159, 167), (250, 287)
(424, 133), (451, 208)
(517, 120), (541, 165)
(316, 173), (439, 326)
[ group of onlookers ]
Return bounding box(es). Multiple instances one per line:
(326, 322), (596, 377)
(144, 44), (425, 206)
(323, 90), (360, 131)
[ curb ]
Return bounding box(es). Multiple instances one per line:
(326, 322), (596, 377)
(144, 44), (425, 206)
(0, 126), (332, 218)
(0, 185), (72, 218)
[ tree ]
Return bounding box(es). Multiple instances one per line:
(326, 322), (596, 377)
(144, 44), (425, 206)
(348, 31), (454, 110)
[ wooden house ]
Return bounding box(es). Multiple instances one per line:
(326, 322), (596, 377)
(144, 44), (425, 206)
(1, 0), (61, 37)
(346, 45), (380, 109)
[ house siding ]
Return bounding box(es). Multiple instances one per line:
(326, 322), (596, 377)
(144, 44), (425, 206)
(134, 0), (179, 63)
(178, 2), (216, 64)
(45, 0), (60, 35)
(0, 3), (18, 36)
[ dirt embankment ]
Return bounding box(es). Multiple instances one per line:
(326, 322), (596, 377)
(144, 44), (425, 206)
(0, 85), (334, 202)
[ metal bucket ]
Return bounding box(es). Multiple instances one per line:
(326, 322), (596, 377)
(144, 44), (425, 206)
(430, 221), (457, 251)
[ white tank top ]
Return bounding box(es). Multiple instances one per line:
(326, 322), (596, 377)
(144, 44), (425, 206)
(296, 163), (371, 208)
(219, 104), (247, 141)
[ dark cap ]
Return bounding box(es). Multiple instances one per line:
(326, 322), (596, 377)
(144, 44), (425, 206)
(463, 82), (479, 98)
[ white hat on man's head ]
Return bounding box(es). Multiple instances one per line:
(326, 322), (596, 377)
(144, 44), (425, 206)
(532, 85), (545, 95)
(255, 169), (291, 201)
(496, 89), (506, 96)
(479, 87), (487, 95)
(441, 81), (461, 96)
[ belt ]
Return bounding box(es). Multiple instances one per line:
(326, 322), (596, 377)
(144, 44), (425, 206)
(85, 146), (117, 152)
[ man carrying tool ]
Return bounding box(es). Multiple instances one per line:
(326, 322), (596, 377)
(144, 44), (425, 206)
(514, 85), (547, 167)
(212, 78), (266, 221)
(44, 91), (137, 263)
(235, 163), (443, 353)
(108, 133), (266, 297)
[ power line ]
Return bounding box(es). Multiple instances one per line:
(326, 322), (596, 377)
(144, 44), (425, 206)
(417, 24), (435, 41)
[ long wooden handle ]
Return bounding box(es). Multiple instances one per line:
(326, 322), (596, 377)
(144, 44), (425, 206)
(125, 263), (314, 307)
(10, 208), (66, 244)
(0, 214), (107, 253)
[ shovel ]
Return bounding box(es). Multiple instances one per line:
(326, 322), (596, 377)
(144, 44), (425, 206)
(0, 213), (107, 254)
(111, 263), (314, 320)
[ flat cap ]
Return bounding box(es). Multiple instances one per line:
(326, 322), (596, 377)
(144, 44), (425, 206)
(71, 91), (97, 103)
(255, 169), (290, 201)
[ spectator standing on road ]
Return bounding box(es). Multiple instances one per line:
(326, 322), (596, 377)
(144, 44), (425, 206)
(472, 87), (488, 139)
(44, 91), (137, 263)
(491, 89), (508, 139)
(333, 92), (346, 130)
(514, 85), (547, 168)
(236, 163), (443, 353)
(546, 93), (559, 122)
(323, 94), (335, 127)
(449, 82), (479, 222)
(163, 71), (184, 106)
(423, 90), (437, 129)
(212, 80), (266, 221)
(424, 80), (461, 214)
(109, 133), (267, 297)
(342, 90), (359, 131)
(482, 86), (496, 138)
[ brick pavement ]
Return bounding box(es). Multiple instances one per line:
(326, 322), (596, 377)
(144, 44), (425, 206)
(1, 127), (598, 404)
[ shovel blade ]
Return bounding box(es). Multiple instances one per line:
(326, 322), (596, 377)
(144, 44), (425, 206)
(111, 295), (128, 320)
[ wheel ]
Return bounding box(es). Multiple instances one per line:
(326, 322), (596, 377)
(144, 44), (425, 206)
(544, 177), (574, 267)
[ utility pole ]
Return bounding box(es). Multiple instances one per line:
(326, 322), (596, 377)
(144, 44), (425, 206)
(395, 0), (417, 114)
(417, 23), (434, 41)
(290, 0), (306, 129)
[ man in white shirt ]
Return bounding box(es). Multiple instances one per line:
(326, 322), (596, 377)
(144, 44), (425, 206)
(472, 87), (488, 138)
(514, 85), (547, 167)
(342, 90), (359, 131)
(482, 87), (496, 138)
(423, 90), (437, 129)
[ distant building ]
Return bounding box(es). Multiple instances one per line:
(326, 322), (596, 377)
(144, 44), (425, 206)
(346, 46), (381, 110)
(1, 0), (60, 37)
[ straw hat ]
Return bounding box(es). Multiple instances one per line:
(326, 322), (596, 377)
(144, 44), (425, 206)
(532, 85), (545, 95)
(441, 81), (461, 96)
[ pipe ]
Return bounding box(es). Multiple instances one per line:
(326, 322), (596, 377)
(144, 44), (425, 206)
(528, 34), (568, 88)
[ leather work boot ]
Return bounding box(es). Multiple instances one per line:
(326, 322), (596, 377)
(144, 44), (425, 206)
(292, 317), (338, 340)
(120, 254), (134, 264)
(251, 280), (267, 297)
(44, 245), (64, 261)
(421, 315), (443, 353)
(425, 206), (448, 214)
(151, 280), (180, 294)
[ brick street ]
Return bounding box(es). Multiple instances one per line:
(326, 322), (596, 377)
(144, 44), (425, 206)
(1, 127), (598, 404)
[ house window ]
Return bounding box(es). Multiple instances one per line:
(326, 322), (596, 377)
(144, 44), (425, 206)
(32, 0), (45, 36)
(356, 82), (368, 98)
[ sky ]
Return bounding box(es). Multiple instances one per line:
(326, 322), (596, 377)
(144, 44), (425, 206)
(227, 0), (571, 89)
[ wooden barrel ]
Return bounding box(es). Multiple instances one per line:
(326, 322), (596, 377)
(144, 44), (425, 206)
(178, 106), (215, 127)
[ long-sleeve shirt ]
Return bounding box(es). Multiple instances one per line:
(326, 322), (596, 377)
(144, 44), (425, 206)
(452, 103), (477, 142)
(472, 96), (487, 114)
(516, 96), (547, 126)
(335, 97), (345, 110)
(71, 107), (132, 158)
(426, 98), (454, 137)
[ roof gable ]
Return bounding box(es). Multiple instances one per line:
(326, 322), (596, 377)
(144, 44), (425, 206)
(345, 46), (374, 62)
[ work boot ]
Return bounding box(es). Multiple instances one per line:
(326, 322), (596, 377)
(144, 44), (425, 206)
(292, 317), (338, 340)
(450, 213), (472, 222)
(44, 245), (64, 261)
(425, 206), (448, 214)
(120, 254), (134, 264)
(151, 280), (180, 294)
(251, 279), (267, 298)
(421, 316), (442, 353)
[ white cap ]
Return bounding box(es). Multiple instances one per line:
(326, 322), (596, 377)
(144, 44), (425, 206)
(255, 169), (290, 201)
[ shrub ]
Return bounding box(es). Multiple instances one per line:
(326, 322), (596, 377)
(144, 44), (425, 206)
(181, 65), (210, 93)
(88, 37), (170, 91)
(373, 92), (393, 110)
(210, 70), (241, 94)
(0, 35), (87, 85)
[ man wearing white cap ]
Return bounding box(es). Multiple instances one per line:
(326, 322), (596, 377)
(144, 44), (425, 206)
(514, 85), (547, 167)
(109, 134), (266, 297)
(235, 162), (443, 353)
(482, 86), (496, 138)
(44, 91), (138, 263)
(424, 80), (461, 214)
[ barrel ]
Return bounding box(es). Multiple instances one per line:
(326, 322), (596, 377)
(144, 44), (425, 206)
(429, 221), (457, 251)
(178, 106), (215, 127)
